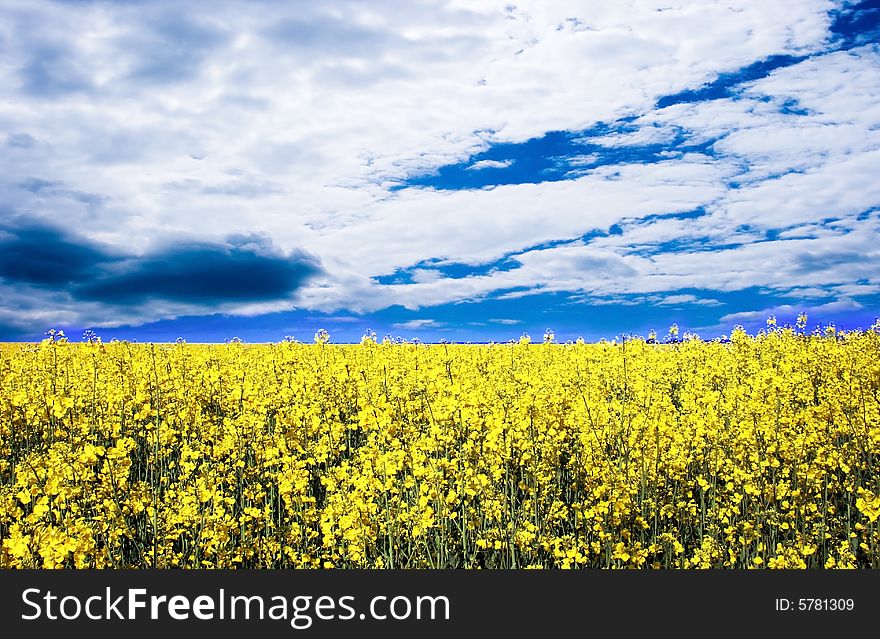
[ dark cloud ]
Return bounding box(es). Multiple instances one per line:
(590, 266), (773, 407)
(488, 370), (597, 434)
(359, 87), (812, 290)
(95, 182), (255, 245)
(0, 223), (117, 286)
(66, 190), (107, 208)
(75, 244), (317, 305)
(0, 224), (320, 306)
(266, 16), (396, 58)
(200, 179), (284, 198)
(19, 44), (93, 97)
(79, 238), (319, 305)
(263, 8), (484, 66)
(569, 254), (639, 277)
(125, 12), (230, 84)
(16, 177), (108, 208)
(0, 322), (28, 341)
(17, 177), (61, 193)
(6, 133), (37, 148)
(794, 250), (865, 274)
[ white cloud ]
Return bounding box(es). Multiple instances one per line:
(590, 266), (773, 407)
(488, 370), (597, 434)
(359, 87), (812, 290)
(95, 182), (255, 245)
(467, 159), (513, 170)
(409, 268), (443, 283)
(337, 209), (880, 313)
(305, 154), (730, 287)
(589, 124), (678, 148)
(2, 0), (877, 330)
(391, 319), (443, 329)
(657, 294), (722, 306)
(778, 286), (834, 299)
(718, 299), (864, 324)
(833, 283), (880, 297)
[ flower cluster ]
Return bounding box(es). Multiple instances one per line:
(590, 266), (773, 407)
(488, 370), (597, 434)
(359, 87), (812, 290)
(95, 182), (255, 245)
(1, 325), (878, 568)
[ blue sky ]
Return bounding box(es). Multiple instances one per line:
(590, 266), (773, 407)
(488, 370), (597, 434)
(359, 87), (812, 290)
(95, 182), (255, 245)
(0, 0), (878, 342)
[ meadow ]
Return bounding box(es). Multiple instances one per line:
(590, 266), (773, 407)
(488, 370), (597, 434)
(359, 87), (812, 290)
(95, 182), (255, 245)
(1, 322), (879, 569)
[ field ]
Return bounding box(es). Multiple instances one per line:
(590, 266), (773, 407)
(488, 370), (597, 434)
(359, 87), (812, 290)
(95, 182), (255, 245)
(1, 325), (879, 569)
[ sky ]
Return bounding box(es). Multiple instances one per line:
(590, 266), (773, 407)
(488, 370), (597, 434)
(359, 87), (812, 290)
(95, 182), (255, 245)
(0, 0), (878, 343)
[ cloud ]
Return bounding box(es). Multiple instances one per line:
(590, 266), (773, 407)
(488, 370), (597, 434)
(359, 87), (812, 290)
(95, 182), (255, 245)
(264, 14), (401, 59)
(0, 222), (321, 326)
(77, 237), (320, 306)
(565, 153), (601, 167)
(391, 319), (443, 330)
(16, 176), (108, 208)
(590, 124), (679, 148)
(6, 133), (36, 148)
(794, 249), (866, 275)
(0, 322), (27, 340)
(778, 286), (835, 299)
(410, 269), (443, 283)
(467, 159), (514, 170)
(305, 154), (731, 288)
(123, 11), (230, 85)
(18, 43), (94, 97)
(656, 294), (722, 306)
(489, 318), (521, 325)
(0, 223), (118, 287)
(17, 177), (61, 193)
(199, 178), (285, 199)
(341, 208), (880, 314)
(0, 0), (876, 335)
(718, 299), (864, 324)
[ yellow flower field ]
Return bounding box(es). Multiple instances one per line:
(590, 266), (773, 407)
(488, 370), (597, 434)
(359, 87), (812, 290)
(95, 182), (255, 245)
(1, 325), (879, 569)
